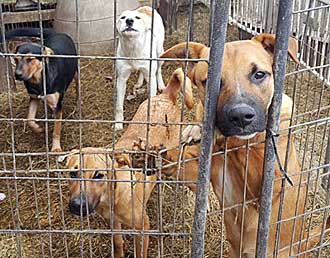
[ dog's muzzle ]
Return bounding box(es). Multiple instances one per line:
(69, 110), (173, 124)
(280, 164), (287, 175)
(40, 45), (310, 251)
(216, 99), (266, 138)
(123, 27), (137, 33)
(122, 18), (137, 32)
(69, 194), (96, 217)
(15, 70), (24, 81)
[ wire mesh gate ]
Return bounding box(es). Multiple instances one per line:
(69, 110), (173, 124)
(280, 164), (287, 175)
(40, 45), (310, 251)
(0, 0), (329, 257)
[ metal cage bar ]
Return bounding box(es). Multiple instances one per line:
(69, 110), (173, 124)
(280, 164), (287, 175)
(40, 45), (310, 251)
(0, 0), (329, 258)
(256, 0), (295, 257)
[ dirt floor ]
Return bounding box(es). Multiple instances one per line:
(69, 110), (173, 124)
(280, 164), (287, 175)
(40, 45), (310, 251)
(0, 4), (330, 258)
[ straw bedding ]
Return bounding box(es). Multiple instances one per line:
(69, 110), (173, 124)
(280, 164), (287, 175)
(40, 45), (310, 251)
(0, 5), (329, 257)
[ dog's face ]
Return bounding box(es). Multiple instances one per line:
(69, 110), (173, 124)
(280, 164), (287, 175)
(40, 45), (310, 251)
(117, 9), (151, 37)
(14, 43), (53, 84)
(14, 43), (43, 83)
(66, 148), (111, 217)
(161, 34), (299, 139)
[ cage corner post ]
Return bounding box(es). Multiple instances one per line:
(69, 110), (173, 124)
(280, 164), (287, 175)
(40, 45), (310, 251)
(0, 4), (16, 93)
(255, 0), (294, 257)
(0, 57), (16, 93)
(190, 0), (230, 257)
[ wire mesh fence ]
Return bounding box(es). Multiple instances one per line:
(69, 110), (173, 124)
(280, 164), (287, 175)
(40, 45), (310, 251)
(0, 0), (329, 257)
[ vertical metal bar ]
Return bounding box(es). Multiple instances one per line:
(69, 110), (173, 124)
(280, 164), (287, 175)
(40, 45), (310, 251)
(189, 0), (194, 41)
(36, 1), (54, 256)
(0, 4), (22, 258)
(255, 0), (294, 257)
(239, 142), (251, 258)
(169, 0), (195, 254)
(322, 129), (330, 190)
(219, 139), (228, 258)
(208, 0), (214, 46)
(111, 0), (118, 255)
(190, 0), (230, 257)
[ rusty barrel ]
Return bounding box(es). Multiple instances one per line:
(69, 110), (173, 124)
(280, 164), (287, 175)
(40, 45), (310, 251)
(54, 0), (140, 55)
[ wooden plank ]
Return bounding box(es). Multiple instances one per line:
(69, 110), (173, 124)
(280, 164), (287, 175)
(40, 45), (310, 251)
(2, 9), (55, 24)
(0, 57), (16, 92)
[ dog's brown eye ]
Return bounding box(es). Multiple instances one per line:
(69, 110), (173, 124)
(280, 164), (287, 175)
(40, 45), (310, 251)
(94, 171), (104, 179)
(120, 16), (126, 19)
(254, 71), (266, 80)
(135, 16), (141, 19)
(70, 165), (79, 178)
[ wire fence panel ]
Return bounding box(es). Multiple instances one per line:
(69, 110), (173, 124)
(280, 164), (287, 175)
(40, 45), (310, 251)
(0, 0), (329, 257)
(229, 0), (330, 87)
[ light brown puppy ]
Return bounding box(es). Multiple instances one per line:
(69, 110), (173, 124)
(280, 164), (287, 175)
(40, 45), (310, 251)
(66, 147), (155, 258)
(115, 67), (194, 169)
(160, 34), (330, 257)
(65, 68), (193, 257)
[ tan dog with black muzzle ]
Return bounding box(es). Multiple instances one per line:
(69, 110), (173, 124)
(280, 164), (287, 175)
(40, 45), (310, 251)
(160, 34), (330, 257)
(65, 147), (155, 258)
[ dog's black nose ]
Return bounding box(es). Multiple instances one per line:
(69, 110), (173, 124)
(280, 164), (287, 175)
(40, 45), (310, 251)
(228, 104), (256, 128)
(15, 70), (23, 80)
(69, 196), (88, 216)
(126, 18), (134, 26)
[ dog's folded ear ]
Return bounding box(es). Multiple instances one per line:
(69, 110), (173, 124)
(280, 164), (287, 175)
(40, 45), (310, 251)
(44, 46), (54, 56)
(161, 42), (209, 60)
(114, 153), (131, 168)
(252, 33), (299, 64)
(163, 68), (194, 109)
(161, 42), (209, 84)
(57, 149), (79, 167)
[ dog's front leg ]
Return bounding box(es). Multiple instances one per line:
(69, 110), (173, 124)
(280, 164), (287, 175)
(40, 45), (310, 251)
(73, 71), (81, 110)
(115, 69), (130, 131)
(135, 214), (149, 258)
(52, 110), (62, 152)
(142, 64), (158, 97)
(27, 97), (44, 134)
(113, 219), (124, 258)
(39, 92), (62, 152)
(156, 60), (165, 92)
(135, 72), (144, 91)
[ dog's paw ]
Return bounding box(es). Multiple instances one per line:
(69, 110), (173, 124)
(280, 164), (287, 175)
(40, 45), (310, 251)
(182, 125), (202, 144)
(51, 146), (62, 152)
(135, 88), (145, 95)
(131, 138), (165, 173)
(114, 122), (123, 131)
(158, 83), (166, 92)
(30, 125), (45, 134)
(126, 94), (136, 101)
(0, 193), (6, 201)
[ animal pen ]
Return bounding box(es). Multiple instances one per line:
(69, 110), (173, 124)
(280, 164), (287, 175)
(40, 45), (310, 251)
(0, 0), (329, 257)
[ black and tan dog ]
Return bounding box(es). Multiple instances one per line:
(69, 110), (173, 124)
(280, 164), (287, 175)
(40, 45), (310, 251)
(159, 34), (330, 257)
(3, 28), (78, 151)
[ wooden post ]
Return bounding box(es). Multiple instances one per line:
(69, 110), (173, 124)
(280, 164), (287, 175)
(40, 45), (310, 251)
(0, 56), (16, 92)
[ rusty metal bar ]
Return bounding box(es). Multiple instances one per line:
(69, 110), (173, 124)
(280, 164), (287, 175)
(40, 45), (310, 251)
(190, 0), (230, 257)
(256, 0), (294, 257)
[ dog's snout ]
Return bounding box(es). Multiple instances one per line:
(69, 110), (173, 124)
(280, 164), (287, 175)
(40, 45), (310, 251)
(15, 69), (23, 80)
(69, 195), (88, 216)
(126, 18), (134, 26)
(228, 104), (256, 128)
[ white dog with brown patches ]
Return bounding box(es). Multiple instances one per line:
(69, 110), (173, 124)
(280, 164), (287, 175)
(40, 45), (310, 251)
(115, 6), (165, 131)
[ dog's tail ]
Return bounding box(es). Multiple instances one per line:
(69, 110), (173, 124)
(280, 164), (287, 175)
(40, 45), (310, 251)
(0, 28), (56, 42)
(163, 68), (194, 109)
(300, 216), (330, 254)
